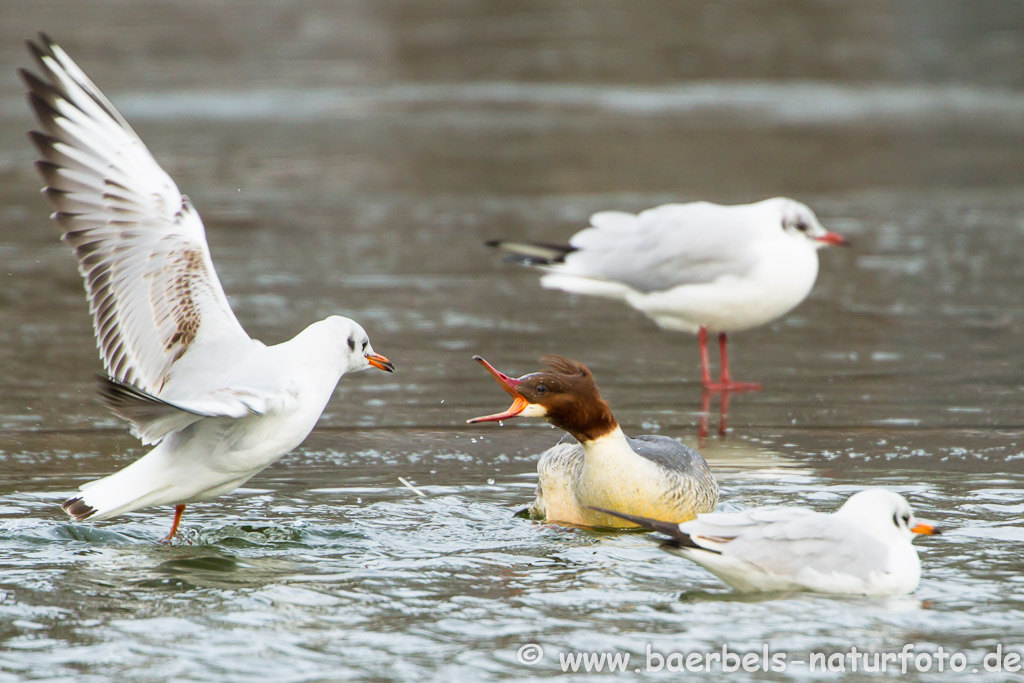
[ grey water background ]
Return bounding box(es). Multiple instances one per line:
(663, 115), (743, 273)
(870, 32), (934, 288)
(1, 1), (1024, 680)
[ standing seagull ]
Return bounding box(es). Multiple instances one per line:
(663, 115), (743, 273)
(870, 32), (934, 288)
(488, 198), (847, 391)
(594, 489), (942, 595)
(20, 34), (395, 542)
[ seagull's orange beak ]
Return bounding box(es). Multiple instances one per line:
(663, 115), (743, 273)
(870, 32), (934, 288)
(815, 231), (849, 246)
(366, 352), (395, 373)
(911, 522), (941, 535)
(467, 356), (529, 424)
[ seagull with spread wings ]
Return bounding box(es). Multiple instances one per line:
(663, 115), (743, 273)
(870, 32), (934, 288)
(21, 34), (394, 542)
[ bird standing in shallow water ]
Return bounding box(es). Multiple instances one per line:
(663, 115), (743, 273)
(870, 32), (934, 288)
(21, 34), (394, 542)
(488, 198), (848, 392)
(467, 356), (718, 527)
(594, 489), (942, 595)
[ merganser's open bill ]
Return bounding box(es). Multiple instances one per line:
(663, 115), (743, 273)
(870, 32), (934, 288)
(468, 355), (718, 527)
(22, 34), (394, 542)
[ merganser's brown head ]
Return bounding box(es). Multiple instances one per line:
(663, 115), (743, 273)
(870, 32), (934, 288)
(467, 355), (618, 442)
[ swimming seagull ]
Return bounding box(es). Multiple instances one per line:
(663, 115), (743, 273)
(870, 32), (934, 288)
(593, 489), (942, 595)
(487, 198), (847, 391)
(467, 355), (718, 527)
(20, 34), (395, 542)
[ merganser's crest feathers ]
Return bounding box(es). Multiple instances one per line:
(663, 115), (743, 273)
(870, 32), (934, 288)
(540, 355), (589, 377)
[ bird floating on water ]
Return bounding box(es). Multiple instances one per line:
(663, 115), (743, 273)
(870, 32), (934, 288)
(467, 355), (718, 527)
(488, 198), (848, 392)
(21, 34), (394, 542)
(594, 488), (941, 595)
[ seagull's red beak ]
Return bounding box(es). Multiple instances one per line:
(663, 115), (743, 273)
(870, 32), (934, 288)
(815, 231), (850, 247)
(467, 356), (530, 423)
(911, 522), (941, 536)
(366, 352), (395, 372)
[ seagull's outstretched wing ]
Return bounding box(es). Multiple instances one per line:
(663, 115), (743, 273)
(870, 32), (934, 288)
(20, 34), (254, 396)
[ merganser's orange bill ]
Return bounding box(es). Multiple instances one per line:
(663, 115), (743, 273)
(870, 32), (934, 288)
(815, 231), (849, 246)
(911, 522), (941, 535)
(467, 355), (529, 423)
(366, 353), (395, 372)
(471, 355), (522, 395)
(467, 394), (530, 424)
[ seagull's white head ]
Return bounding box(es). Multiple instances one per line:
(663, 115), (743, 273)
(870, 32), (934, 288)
(768, 197), (848, 249)
(835, 489), (941, 543)
(322, 315), (395, 375)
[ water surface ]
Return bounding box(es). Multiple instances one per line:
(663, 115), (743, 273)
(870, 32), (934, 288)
(1, 1), (1023, 680)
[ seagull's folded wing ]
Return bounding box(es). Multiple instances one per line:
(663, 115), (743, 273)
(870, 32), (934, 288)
(561, 203), (762, 292)
(706, 513), (890, 581)
(98, 375), (298, 445)
(21, 34), (255, 397)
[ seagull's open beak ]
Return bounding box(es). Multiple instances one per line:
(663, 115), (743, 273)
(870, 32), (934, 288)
(366, 352), (395, 373)
(911, 522), (941, 535)
(815, 231), (850, 247)
(467, 356), (530, 424)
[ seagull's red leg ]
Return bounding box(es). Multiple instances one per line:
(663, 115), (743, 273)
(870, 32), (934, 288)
(704, 332), (762, 392)
(698, 326), (714, 388)
(160, 504), (186, 544)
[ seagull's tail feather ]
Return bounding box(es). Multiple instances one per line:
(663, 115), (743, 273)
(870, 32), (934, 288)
(61, 448), (180, 522)
(485, 239), (576, 266)
(588, 506), (712, 551)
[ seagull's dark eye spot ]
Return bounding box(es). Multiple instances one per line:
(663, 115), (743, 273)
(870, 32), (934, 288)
(347, 336), (356, 352)
(902, 513), (911, 525)
(795, 220), (809, 232)
(892, 513), (901, 528)
(361, 339), (369, 351)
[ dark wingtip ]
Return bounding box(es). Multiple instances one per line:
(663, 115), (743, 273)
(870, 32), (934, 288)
(587, 506), (705, 550)
(484, 239), (502, 248)
(471, 354), (483, 361)
(62, 497), (97, 521)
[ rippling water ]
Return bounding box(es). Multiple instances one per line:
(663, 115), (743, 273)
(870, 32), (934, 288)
(2, 1), (1024, 680)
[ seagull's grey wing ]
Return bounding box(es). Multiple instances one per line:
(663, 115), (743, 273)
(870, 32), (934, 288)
(97, 375), (298, 445)
(21, 35), (254, 396)
(708, 514), (891, 581)
(558, 202), (763, 293)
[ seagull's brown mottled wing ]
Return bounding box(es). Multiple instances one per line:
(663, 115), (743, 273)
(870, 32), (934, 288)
(21, 33), (253, 396)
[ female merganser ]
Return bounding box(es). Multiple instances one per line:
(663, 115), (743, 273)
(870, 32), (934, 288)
(594, 489), (942, 595)
(487, 198), (848, 391)
(467, 355), (718, 527)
